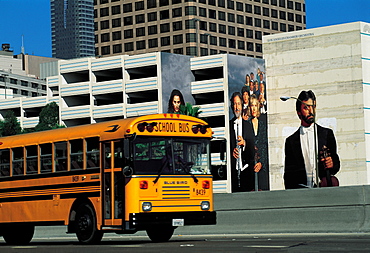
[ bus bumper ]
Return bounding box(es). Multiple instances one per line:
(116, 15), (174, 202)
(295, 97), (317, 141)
(129, 211), (216, 229)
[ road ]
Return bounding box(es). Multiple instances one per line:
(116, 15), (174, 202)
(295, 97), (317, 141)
(1, 226), (370, 252)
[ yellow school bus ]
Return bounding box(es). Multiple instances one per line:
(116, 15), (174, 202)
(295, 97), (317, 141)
(0, 114), (216, 244)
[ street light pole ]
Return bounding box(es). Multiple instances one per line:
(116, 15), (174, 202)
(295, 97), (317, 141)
(1, 73), (9, 99)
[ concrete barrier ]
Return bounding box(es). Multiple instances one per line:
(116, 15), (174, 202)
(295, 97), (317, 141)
(210, 185), (370, 234)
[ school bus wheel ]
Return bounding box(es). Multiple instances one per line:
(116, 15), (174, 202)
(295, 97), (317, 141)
(75, 203), (103, 244)
(2, 224), (34, 245)
(146, 225), (174, 243)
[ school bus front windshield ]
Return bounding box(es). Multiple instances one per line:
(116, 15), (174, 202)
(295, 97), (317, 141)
(133, 137), (210, 175)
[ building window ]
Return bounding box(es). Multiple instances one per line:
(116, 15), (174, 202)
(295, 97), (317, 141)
(272, 21), (278, 30)
(148, 25), (158, 35)
(101, 33), (110, 42)
(296, 26), (302, 30)
(148, 12), (157, 22)
(112, 18), (121, 28)
(124, 42), (134, 52)
(161, 36), (170, 46)
(255, 31), (262, 40)
(21, 90), (29, 96)
(210, 22), (217, 32)
(160, 10), (170, 19)
(173, 21), (182, 31)
(288, 24), (294, 31)
(209, 0), (216, 5)
(246, 29), (253, 38)
(218, 0), (225, 8)
(279, 11), (286, 20)
(147, 0), (156, 8)
(200, 48), (208, 56)
(218, 11), (225, 20)
(296, 14), (302, 23)
(200, 34), (208, 43)
(149, 38), (158, 48)
(263, 20), (270, 29)
(227, 0), (234, 9)
(101, 46), (110, 55)
(288, 12), (294, 21)
(237, 40), (245, 49)
(123, 3), (132, 12)
(210, 49), (217, 55)
(185, 6), (197, 15)
(186, 47), (197, 56)
(186, 33), (196, 42)
(111, 5), (120, 15)
(136, 27), (145, 37)
(173, 7), (182, 17)
(136, 40), (146, 50)
(173, 0), (182, 3)
(228, 13), (235, 22)
(246, 17), (253, 26)
(210, 36), (217, 45)
(160, 0), (169, 6)
(199, 7), (206, 17)
(113, 44), (122, 53)
(100, 7), (109, 17)
(236, 1), (243, 11)
(247, 42), (253, 51)
(229, 39), (236, 48)
(271, 9), (278, 18)
(228, 26), (235, 35)
(295, 2), (302, 11)
(271, 0), (277, 5)
(280, 23), (286, 32)
(173, 48), (183, 54)
(136, 14), (145, 24)
(255, 18), (261, 27)
(256, 43), (262, 53)
(237, 15), (244, 24)
(101, 20), (109, 29)
(279, 0), (285, 8)
(237, 27), (244, 37)
(160, 23), (170, 33)
(219, 37), (227, 47)
(135, 1), (144, 11)
(199, 21), (207, 31)
(219, 24), (226, 34)
(287, 0), (293, 9)
(173, 34), (183, 44)
(263, 7), (269, 16)
(123, 17), (133, 26)
(112, 31), (121, 40)
(245, 4), (252, 13)
(209, 9), (216, 19)
(124, 29), (133, 38)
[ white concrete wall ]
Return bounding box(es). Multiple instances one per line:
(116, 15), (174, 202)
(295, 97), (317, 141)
(264, 22), (368, 190)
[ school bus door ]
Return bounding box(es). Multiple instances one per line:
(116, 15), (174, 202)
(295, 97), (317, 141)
(102, 140), (124, 227)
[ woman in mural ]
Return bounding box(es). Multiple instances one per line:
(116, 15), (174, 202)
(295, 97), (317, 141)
(249, 94), (269, 190)
(244, 74), (251, 87)
(167, 89), (185, 113)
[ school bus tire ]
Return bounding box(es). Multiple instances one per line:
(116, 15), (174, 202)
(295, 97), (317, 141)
(75, 203), (103, 244)
(2, 224), (34, 245)
(146, 225), (174, 243)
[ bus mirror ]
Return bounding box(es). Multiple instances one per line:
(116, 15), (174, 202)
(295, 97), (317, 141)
(123, 166), (133, 177)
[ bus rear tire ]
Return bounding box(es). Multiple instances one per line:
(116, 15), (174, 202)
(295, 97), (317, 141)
(75, 203), (103, 244)
(146, 225), (174, 242)
(3, 224), (34, 245)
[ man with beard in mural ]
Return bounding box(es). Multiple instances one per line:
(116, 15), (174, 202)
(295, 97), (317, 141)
(229, 92), (255, 192)
(284, 90), (340, 189)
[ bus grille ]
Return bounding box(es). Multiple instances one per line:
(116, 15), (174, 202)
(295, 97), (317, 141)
(161, 185), (190, 199)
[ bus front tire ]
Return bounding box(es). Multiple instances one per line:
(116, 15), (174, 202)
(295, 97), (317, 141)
(3, 224), (34, 245)
(75, 203), (103, 244)
(146, 225), (174, 243)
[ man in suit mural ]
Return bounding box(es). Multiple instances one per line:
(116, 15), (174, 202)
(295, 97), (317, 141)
(284, 90), (340, 189)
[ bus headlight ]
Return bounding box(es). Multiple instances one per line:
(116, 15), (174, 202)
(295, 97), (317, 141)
(201, 201), (210, 210)
(142, 202), (152, 211)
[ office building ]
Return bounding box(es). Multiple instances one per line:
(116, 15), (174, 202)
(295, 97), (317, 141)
(94, 0), (306, 58)
(51, 0), (95, 59)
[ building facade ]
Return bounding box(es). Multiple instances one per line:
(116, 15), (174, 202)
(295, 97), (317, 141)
(94, 0), (306, 58)
(264, 22), (370, 189)
(51, 0), (96, 59)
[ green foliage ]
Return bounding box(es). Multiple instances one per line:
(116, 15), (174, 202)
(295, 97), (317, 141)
(178, 102), (202, 118)
(0, 110), (22, 136)
(34, 102), (64, 132)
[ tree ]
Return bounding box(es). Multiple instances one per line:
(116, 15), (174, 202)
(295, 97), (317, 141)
(178, 102), (202, 118)
(0, 110), (22, 136)
(34, 102), (63, 131)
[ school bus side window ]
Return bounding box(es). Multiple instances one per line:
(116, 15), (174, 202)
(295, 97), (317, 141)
(26, 145), (38, 174)
(70, 139), (83, 170)
(86, 137), (100, 169)
(55, 142), (67, 172)
(0, 149), (10, 177)
(12, 147), (24, 176)
(40, 143), (52, 173)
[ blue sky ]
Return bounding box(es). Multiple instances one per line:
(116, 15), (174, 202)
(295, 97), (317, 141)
(0, 0), (370, 58)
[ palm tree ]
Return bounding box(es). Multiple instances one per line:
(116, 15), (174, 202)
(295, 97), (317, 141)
(178, 102), (202, 118)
